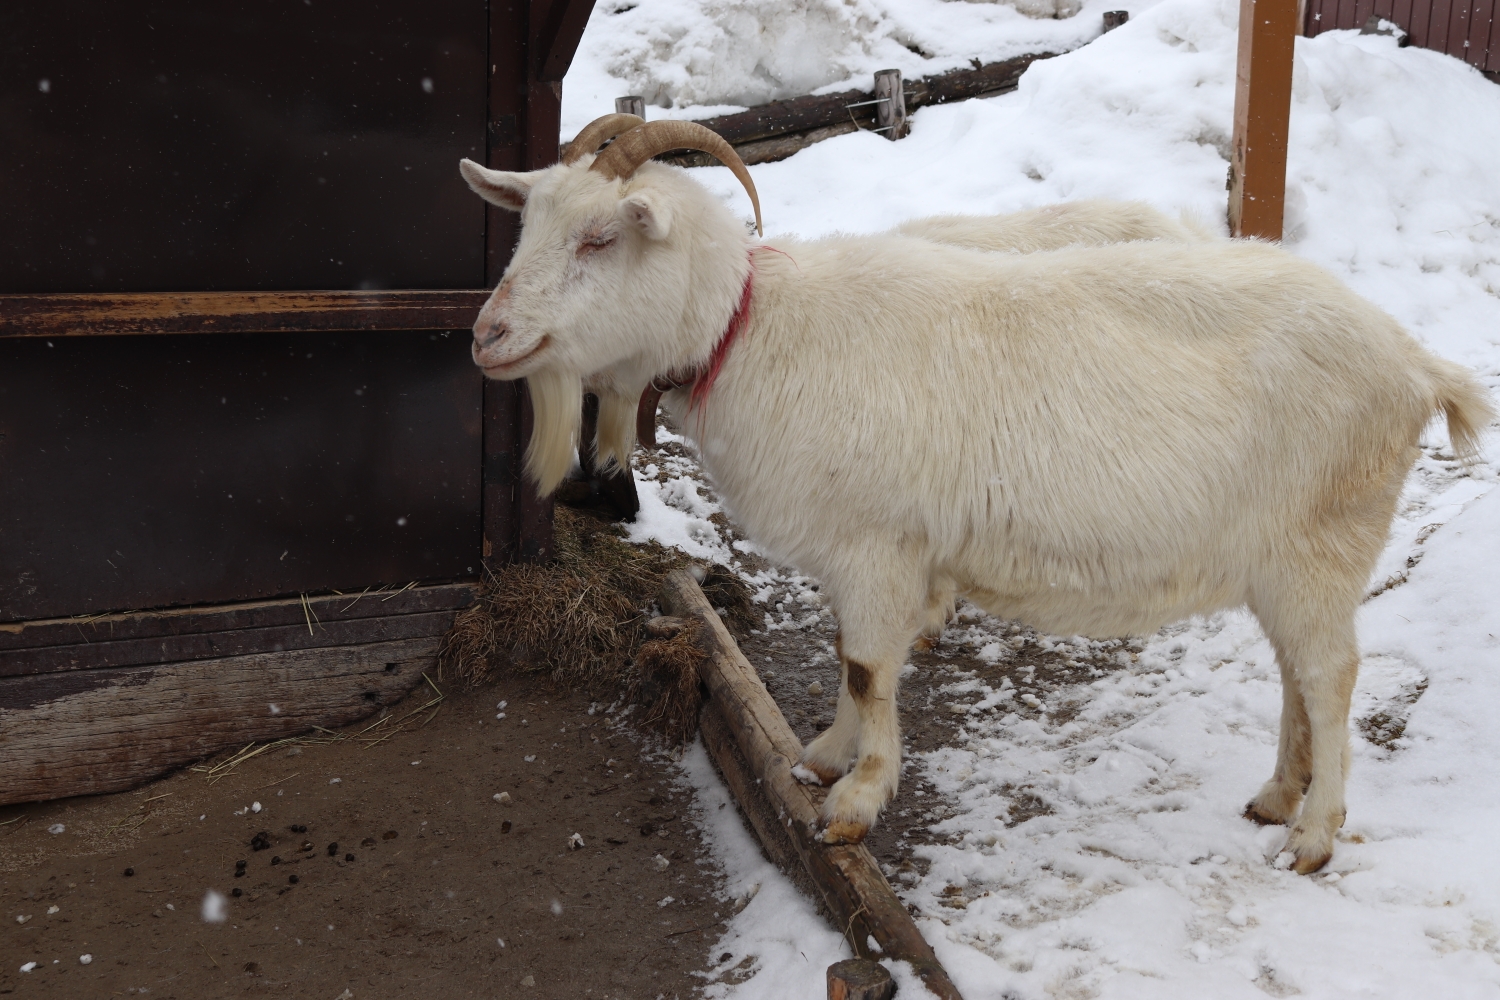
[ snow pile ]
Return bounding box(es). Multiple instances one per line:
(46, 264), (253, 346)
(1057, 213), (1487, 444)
(562, 0), (1138, 132)
(573, 0), (1500, 994)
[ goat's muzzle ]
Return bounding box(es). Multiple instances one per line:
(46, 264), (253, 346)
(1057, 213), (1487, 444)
(472, 282), (511, 350)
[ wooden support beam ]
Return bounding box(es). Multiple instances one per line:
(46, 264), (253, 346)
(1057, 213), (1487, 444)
(1228, 0), (1299, 239)
(660, 570), (965, 1000)
(0, 290), (488, 338)
(534, 0), (599, 83)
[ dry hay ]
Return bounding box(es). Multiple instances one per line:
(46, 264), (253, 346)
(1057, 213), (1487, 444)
(626, 617), (708, 746)
(439, 505), (761, 746)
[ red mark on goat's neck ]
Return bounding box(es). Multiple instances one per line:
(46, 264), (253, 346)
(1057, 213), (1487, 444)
(687, 256), (755, 412)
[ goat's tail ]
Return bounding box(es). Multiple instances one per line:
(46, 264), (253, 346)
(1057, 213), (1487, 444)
(1423, 353), (1494, 461)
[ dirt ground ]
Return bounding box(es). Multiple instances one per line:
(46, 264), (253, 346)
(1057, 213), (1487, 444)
(0, 453), (1144, 1000)
(0, 676), (731, 1000)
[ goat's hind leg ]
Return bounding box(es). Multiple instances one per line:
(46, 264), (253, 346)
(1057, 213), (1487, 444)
(1244, 658), (1312, 827)
(1252, 590), (1360, 874)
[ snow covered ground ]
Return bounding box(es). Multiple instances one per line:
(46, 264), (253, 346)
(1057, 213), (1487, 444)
(565, 0), (1500, 995)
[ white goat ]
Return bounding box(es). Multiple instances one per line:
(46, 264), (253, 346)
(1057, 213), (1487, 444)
(459, 117), (1493, 874)
(895, 200), (1212, 253)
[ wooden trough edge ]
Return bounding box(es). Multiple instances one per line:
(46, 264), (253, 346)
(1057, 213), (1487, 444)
(661, 569), (964, 1000)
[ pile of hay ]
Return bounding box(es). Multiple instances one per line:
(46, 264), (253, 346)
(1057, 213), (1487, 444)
(440, 505), (760, 744)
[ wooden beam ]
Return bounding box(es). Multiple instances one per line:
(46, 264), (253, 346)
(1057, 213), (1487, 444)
(0, 583), (474, 654)
(660, 571), (965, 1000)
(0, 290), (489, 338)
(0, 637), (439, 806)
(534, 0), (599, 82)
(1228, 0), (1299, 239)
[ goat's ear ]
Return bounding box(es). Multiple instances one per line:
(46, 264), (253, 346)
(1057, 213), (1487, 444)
(459, 158), (533, 211)
(620, 191), (673, 241)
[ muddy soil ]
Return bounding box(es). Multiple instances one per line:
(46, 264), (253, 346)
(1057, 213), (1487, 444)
(0, 678), (728, 1000)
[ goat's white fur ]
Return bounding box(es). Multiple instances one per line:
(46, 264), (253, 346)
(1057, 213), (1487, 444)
(459, 155), (1494, 873)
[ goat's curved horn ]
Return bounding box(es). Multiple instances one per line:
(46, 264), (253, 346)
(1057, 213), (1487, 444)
(560, 113), (646, 166)
(591, 120), (763, 237)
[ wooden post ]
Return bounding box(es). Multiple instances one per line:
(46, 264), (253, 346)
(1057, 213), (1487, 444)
(660, 570), (965, 1000)
(828, 960), (895, 1000)
(615, 95), (646, 117)
(1227, 0), (1298, 239)
(873, 70), (906, 139)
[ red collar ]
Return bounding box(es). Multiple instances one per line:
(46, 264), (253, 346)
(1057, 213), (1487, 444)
(635, 259), (755, 449)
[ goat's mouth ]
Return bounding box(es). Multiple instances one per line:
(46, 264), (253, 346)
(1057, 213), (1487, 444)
(476, 334), (551, 379)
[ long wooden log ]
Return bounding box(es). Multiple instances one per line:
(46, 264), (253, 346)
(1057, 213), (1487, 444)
(661, 570), (964, 1000)
(564, 53), (1056, 169)
(684, 52), (1051, 148)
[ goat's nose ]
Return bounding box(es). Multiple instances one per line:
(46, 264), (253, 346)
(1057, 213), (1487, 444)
(473, 283), (512, 348)
(472, 317), (507, 348)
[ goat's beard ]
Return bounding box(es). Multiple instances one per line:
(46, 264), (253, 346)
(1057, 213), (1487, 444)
(523, 368), (584, 496)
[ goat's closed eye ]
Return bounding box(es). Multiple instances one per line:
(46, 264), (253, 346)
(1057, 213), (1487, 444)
(576, 232), (617, 257)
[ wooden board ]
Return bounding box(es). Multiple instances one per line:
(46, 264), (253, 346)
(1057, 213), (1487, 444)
(661, 571), (964, 1000)
(0, 637), (439, 806)
(0, 290), (489, 339)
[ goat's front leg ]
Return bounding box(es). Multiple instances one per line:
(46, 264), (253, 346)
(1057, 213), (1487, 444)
(797, 630), (860, 787)
(810, 582), (922, 844)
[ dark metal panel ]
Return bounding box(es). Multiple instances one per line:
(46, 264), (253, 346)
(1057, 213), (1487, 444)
(0, 332), (482, 622)
(0, 1), (488, 294)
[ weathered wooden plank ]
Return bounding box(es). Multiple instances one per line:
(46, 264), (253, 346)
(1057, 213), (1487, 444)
(0, 637), (438, 806)
(0, 290), (489, 339)
(661, 571), (964, 1000)
(0, 610), (457, 678)
(0, 583), (476, 652)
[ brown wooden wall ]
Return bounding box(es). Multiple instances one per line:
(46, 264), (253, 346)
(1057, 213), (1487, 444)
(0, 0), (598, 805)
(1305, 0), (1499, 73)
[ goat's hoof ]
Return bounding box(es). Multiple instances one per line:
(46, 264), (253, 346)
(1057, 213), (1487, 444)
(912, 634), (938, 653)
(1285, 822), (1336, 874)
(820, 820), (869, 845)
(792, 762), (842, 787)
(1291, 849), (1333, 875)
(1242, 802), (1285, 827)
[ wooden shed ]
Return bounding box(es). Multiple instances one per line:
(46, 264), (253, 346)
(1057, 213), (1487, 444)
(1304, 0), (1498, 76)
(0, 0), (595, 805)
